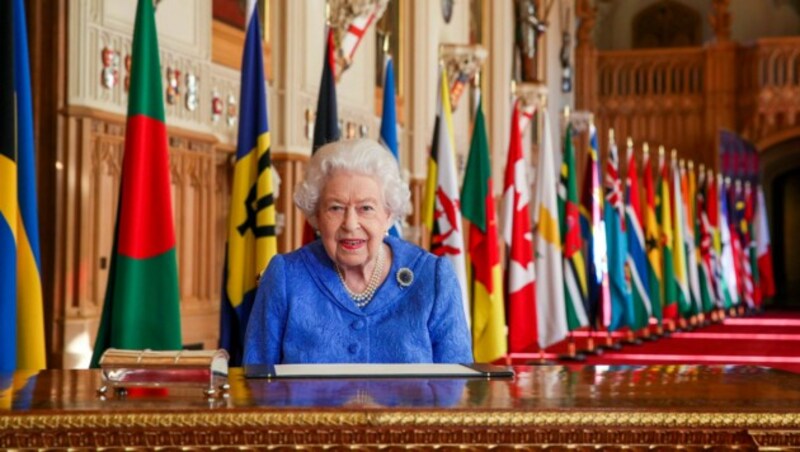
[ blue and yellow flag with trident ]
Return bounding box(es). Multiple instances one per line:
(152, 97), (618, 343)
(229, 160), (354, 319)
(0, 0), (46, 372)
(220, 3), (277, 366)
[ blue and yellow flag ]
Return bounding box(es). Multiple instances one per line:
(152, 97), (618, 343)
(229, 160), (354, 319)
(0, 0), (46, 372)
(220, 4), (277, 366)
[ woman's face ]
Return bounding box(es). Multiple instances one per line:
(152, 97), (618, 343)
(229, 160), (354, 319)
(316, 170), (392, 271)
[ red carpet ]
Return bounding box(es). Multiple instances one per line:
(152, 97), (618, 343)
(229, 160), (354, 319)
(508, 310), (800, 374)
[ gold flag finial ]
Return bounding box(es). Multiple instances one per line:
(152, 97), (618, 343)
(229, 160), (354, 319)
(609, 128), (616, 143)
(325, 1), (330, 25)
(658, 145), (665, 156)
(383, 32), (391, 54)
(627, 137), (633, 148)
(643, 142), (650, 155)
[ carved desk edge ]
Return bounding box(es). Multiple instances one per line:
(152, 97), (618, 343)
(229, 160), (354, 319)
(2, 410), (800, 430)
(1, 413), (800, 448)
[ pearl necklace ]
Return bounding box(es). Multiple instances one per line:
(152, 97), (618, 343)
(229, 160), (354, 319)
(336, 245), (385, 308)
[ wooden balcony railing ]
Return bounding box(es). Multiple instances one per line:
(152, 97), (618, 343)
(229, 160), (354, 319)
(737, 37), (800, 147)
(579, 36), (800, 168)
(593, 47), (708, 164)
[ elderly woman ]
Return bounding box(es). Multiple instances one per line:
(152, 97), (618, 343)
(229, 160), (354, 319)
(243, 139), (472, 365)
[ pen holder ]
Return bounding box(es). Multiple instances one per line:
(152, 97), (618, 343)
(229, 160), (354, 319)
(97, 348), (230, 398)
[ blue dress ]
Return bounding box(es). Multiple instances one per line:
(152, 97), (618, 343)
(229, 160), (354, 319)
(243, 236), (473, 365)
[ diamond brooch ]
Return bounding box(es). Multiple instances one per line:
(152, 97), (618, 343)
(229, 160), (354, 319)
(396, 268), (414, 287)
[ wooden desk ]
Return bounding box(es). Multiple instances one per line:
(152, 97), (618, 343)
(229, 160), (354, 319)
(2, 365), (800, 448)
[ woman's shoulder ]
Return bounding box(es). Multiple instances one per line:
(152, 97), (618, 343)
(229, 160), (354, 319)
(261, 241), (325, 277)
(385, 236), (443, 270)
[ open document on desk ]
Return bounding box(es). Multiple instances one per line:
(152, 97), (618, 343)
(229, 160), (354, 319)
(243, 363), (514, 379)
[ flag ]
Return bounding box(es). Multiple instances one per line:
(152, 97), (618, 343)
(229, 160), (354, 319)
(718, 175), (738, 308)
(90, 0), (182, 367)
(733, 180), (754, 307)
(423, 66), (469, 327)
(533, 110), (567, 348)
(745, 181), (761, 307)
(706, 169), (725, 309)
(642, 146), (664, 323)
(0, 0), (46, 371)
(625, 140), (651, 330)
(302, 28), (340, 245)
(604, 134), (633, 331)
(657, 149), (677, 321)
(671, 156), (692, 318)
(502, 102), (537, 353)
(559, 124), (589, 331)
(683, 162), (702, 316)
(379, 55), (401, 237)
(754, 185), (776, 298)
(517, 102), (536, 135)
(219, 3), (277, 366)
(462, 96), (506, 362)
(696, 169), (717, 314)
(579, 125), (608, 329)
(334, 2), (383, 76)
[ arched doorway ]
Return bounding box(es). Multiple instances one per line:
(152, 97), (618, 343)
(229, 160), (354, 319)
(760, 137), (800, 308)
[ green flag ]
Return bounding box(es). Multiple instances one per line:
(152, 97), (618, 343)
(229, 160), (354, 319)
(91, 0), (181, 367)
(558, 125), (589, 331)
(461, 98), (506, 362)
(657, 150), (677, 323)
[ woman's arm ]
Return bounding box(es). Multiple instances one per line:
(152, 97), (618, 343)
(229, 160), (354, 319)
(243, 254), (288, 365)
(428, 257), (473, 363)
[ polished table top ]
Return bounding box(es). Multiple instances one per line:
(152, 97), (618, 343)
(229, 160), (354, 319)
(2, 364), (800, 414)
(3, 365), (800, 448)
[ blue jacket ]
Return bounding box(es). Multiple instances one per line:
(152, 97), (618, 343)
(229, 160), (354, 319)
(243, 236), (473, 365)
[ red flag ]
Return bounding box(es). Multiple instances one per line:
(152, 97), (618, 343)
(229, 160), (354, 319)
(755, 186), (775, 298)
(502, 102), (537, 353)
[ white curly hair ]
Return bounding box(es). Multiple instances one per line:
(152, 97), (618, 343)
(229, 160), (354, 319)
(293, 138), (411, 228)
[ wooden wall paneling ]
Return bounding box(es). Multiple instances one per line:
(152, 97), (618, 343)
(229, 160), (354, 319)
(27, 0), (69, 368)
(272, 153), (307, 253)
(704, 41), (737, 169)
(409, 178), (425, 248)
(574, 0), (597, 113)
(167, 134), (220, 350)
(272, 155), (292, 253)
(57, 109), (227, 363)
(87, 119), (124, 316)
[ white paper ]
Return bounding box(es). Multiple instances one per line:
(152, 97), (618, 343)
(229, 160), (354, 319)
(274, 363), (480, 377)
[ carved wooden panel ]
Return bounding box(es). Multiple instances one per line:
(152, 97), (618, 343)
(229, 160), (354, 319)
(273, 154), (308, 253)
(738, 37), (800, 147)
(594, 47), (709, 165)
